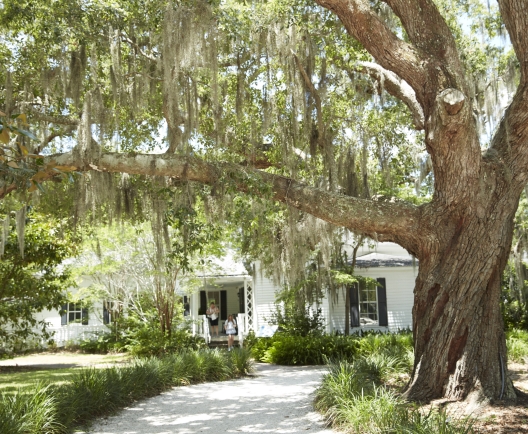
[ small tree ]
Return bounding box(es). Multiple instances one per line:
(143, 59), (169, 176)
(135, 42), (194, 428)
(0, 210), (75, 351)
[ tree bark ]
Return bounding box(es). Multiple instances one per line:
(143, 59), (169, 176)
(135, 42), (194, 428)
(408, 204), (519, 401)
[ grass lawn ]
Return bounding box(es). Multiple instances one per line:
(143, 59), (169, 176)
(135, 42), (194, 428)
(0, 352), (130, 395)
(0, 367), (78, 394)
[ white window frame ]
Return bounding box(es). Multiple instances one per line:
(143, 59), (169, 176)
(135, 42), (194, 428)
(62, 302), (88, 326)
(358, 280), (379, 326)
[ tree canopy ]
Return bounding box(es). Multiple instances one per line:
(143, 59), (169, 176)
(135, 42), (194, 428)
(1, 0), (528, 402)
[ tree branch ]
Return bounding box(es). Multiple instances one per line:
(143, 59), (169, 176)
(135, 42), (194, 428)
(292, 50), (324, 137)
(382, 0), (466, 91)
(48, 151), (421, 248)
(28, 111), (79, 127)
(39, 126), (76, 153)
(357, 61), (424, 129)
(0, 183), (18, 200)
(120, 32), (159, 62)
(488, 84), (528, 182)
(499, 0), (528, 83)
(314, 0), (428, 105)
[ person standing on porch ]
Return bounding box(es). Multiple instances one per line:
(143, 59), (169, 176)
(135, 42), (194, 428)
(206, 302), (220, 337)
(225, 314), (237, 351)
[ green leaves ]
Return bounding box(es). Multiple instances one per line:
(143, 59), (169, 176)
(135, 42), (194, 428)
(0, 211), (76, 351)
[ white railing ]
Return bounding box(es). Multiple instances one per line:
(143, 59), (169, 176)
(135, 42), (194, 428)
(47, 325), (108, 347)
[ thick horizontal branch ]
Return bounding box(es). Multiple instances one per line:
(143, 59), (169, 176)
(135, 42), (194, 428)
(49, 151), (422, 247)
(315, 0), (428, 105)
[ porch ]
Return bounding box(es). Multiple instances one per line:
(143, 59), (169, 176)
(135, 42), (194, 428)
(189, 274), (255, 345)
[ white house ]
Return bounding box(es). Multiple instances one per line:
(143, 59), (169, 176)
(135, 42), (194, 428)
(251, 242), (418, 335)
(31, 242), (417, 347)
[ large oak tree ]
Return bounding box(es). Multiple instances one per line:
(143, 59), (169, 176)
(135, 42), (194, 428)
(1, 0), (527, 402)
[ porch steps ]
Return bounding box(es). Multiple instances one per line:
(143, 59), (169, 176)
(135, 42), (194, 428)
(208, 335), (240, 350)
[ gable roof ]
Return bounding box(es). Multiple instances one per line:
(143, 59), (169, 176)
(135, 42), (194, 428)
(354, 253), (417, 268)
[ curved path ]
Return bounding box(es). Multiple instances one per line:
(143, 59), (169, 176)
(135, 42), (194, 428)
(89, 364), (338, 434)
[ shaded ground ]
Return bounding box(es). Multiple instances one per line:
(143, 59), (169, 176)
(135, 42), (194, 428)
(429, 362), (528, 433)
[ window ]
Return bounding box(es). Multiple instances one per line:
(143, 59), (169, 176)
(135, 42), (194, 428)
(350, 278), (388, 328)
(61, 302), (88, 325)
(359, 281), (378, 325)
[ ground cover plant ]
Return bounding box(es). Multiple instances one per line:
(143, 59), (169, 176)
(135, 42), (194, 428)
(314, 357), (475, 433)
(0, 348), (254, 434)
(506, 329), (528, 363)
(252, 331), (528, 432)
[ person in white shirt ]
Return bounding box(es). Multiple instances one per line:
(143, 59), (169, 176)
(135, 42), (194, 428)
(224, 314), (237, 351)
(206, 302), (220, 337)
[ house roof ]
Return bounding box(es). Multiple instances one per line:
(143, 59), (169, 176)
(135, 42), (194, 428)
(354, 253), (417, 268)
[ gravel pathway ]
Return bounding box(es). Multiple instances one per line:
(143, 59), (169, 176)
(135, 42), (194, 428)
(88, 364), (338, 434)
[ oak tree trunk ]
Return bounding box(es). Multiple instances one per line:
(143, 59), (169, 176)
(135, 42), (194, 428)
(407, 194), (520, 401)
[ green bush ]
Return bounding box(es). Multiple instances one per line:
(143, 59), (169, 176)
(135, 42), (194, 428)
(0, 348), (254, 433)
(251, 331), (413, 366)
(269, 304), (326, 336)
(77, 323), (207, 356)
(78, 331), (121, 354)
(259, 334), (360, 365)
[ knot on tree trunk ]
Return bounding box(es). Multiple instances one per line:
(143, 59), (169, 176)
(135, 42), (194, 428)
(440, 88), (465, 115)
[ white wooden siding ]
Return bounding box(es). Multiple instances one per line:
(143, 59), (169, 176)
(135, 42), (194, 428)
(329, 266), (416, 333)
(252, 263), (278, 330)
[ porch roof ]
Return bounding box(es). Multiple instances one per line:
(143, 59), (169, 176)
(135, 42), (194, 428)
(354, 253), (417, 268)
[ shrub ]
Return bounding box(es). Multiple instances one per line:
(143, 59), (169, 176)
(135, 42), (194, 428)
(0, 348), (255, 433)
(269, 304), (326, 336)
(250, 330), (414, 367)
(79, 331), (120, 354)
(259, 335), (359, 365)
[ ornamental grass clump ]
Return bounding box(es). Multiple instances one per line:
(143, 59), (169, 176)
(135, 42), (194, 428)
(0, 348), (254, 433)
(315, 358), (475, 434)
(506, 329), (528, 363)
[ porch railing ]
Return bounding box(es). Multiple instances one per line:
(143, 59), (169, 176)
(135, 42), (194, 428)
(47, 325), (108, 347)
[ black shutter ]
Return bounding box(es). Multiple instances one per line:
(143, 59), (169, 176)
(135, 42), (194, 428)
(238, 287), (245, 313)
(350, 283), (360, 327)
(82, 306), (89, 325)
(61, 303), (68, 326)
(103, 301), (110, 325)
(377, 278), (388, 327)
(183, 295), (190, 316)
(199, 291), (207, 315)
(220, 290), (227, 320)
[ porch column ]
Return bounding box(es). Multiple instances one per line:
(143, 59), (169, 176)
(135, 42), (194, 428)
(321, 291), (333, 335)
(244, 277), (255, 332)
(191, 290), (199, 336)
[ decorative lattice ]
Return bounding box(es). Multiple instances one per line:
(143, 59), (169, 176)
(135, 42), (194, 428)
(245, 281), (254, 331)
